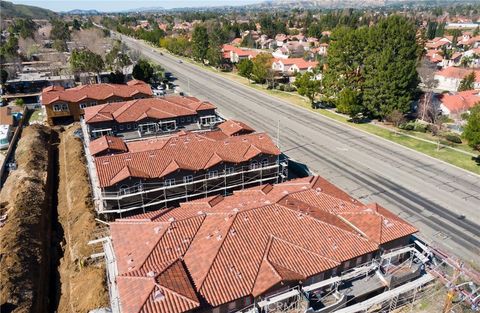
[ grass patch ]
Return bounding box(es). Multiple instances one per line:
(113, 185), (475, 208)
(28, 109), (44, 123)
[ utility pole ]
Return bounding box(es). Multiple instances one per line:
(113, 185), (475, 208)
(276, 120), (280, 149)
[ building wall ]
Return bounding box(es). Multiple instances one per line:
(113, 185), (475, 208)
(101, 154), (279, 212)
(87, 109), (217, 138)
(44, 93), (151, 125)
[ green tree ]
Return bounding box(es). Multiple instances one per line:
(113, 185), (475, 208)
(426, 21), (437, 40)
(51, 19), (71, 41)
(206, 29), (223, 68)
(294, 71), (321, 106)
(132, 59), (154, 83)
(463, 103), (480, 151)
(72, 19), (82, 31)
(435, 22), (446, 37)
(362, 16), (420, 119)
(237, 59), (253, 80)
(459, 72), (476, 91)
(251, 53), (273, 84)
(70, 49), (105, 76)
(336, 88), (363, 118)
(322, 26), (368, 102)
(192, 25), (209, 63)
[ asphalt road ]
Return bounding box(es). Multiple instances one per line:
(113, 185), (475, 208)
(116, 32), (480, 263)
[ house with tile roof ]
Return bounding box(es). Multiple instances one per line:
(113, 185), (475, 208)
(222, 45), (259, 63)
(82, 96), (219, 139)
(437, 90), (480, 117)
(41, 79), (153, 125)
(272, 58), (319, 80)
(88, 129), (286, 214)
(104, 176), (417, 313)
(434, 67), (480, 91)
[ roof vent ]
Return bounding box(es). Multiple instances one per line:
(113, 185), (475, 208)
(206, 234), (213, 240)
(232, 208), (239, 213)
(147, 271), (157, 277)
(315, 187), (322, 193)
(153, 290), (165, 302)
(102, 160), (110, 165)
(216, 234), (222, 241)
(230, 229), (237, 236)
(259, 135), (264, 139)
(153, 226), (162, 234)
(168, 217), (176, 222)
(224, 141), (229, 145)
(127, 258), (134, 264)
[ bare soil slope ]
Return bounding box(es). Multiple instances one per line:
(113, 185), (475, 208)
(56, 124), (108, 312)
(0, 125), (54, 313)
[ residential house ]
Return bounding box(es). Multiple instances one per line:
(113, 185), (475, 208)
(425, 49), (444, 64)
(434, 67), (480, 91)
(272, 41), (306, 59)
(41, 79), (153, 125)
(88, 127), (286, 213)
(104, 176), (417, 313)
(318, 43), (329, 56)
(437, 90), (480, 117)
(275, 33), (288, 47)
(82, 96), (219, 139)
(425, 37), (452, 50)
(222, 45), (259, 63)
(272, 58), (319, 81)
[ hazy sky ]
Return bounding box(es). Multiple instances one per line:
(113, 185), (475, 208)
(10, 0), (263, 12)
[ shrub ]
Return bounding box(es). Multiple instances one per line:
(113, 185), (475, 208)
(399, 122), (415, 131)
(413, 123), (427, 133)
(444, 133), (462, 144)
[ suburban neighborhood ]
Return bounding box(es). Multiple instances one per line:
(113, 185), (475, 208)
(1, 1), (480, 313)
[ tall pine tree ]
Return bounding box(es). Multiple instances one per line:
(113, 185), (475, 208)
(362, 16), (419, 119)
(192, 26), (209, 63)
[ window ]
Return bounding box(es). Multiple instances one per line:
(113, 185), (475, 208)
(52, 103), (69, 112)
(112, 126), (117, 131)
(183, 175), (193, 183)
(164, 179), (175, 186)
(249, 161), (259, 170)
(127, 124), (132, 130)
(119, 185), (129, 195)
(186, 117), (191, 122)
(180, 118), (185, 122)
(225, 167), (234, 175)
(244, 297), (252, 306)
(208, 170), (218, 178)
(119, 125), (124, 131)
(227, 301), (236, 311)
(261, 158), (269, 167)
(134, 124), (138, 130)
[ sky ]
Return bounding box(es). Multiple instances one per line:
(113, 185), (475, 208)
(10, 0), (264, 12)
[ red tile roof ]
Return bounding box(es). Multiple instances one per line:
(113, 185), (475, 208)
(274, 58), (319, 70)
(222, 45), (259, 58)
(83, 96), (216, 124)
(41, 80), (152, 105)
(110, 176), (417, 311)
(217, 120), (255, 136)
(435, 67), (480, 82)
(439, 90), (480, 113)
(94, 131), (280, 187)
(0, 107), (14, 126)
(89, 135), (128, 156)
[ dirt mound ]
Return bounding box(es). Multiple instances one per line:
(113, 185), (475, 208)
(56, 124), (108, 313)
(0, 125), (55, 313)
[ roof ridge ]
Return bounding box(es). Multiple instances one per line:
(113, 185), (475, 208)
(134, 215), (205, 274)
(197, 212), (239, 292)
(250, 235), (282, 293)
(279, 204), (371, 243)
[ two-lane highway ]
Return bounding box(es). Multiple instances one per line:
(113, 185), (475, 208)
(118, 32), (480, 263)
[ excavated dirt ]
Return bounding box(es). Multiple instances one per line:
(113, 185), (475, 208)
(55, 124), (108, 313)
(0, 125), (55, 313)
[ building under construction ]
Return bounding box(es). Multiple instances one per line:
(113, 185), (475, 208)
(82, 120), (287, 215)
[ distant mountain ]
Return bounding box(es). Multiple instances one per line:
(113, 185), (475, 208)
(65, 9), (101, 15)
(122, 6), (166, 13)
(246, 0), (470, 9)
(0, 0), (57, 19)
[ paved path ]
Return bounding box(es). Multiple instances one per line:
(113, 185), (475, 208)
(118, 33), (480, 263)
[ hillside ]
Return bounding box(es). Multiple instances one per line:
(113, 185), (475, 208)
(0, 0), (56, 19)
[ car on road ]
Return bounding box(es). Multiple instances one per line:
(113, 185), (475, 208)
(178, 60), (183, 63)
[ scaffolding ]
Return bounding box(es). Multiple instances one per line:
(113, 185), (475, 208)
(81, 118), (288, 215)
